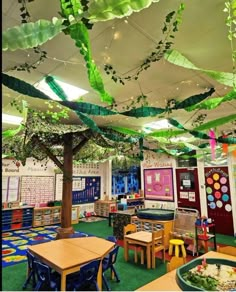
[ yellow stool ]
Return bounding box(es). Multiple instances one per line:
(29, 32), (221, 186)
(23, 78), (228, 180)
(169, 239), (187, 258)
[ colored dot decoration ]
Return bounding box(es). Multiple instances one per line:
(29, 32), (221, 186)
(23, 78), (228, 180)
(205, 169), (232, 213)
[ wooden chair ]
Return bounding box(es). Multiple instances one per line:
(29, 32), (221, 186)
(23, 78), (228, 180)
(217, 245), (236, 256)
(151, 229), (165, 269)
(166, 256), (185, 272)
(124, 224), (145, 264)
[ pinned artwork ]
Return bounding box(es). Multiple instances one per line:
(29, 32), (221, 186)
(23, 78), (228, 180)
(144, 168), (174, 201)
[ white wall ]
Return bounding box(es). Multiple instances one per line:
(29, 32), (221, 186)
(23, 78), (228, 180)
(2, 158), (111, 209)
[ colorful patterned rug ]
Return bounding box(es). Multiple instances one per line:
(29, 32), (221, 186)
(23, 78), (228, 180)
(2, 225), (60, 268)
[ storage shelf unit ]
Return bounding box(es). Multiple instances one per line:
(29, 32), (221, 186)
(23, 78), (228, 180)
(131, 216), (174, 249)
(94, 200), (117, 217)
(126, 198), (144, 209)
(2, 206), (34, 231)
(33, 206), (61, 227)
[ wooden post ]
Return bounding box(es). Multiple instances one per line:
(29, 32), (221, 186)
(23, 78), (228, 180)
(56, 133), (74, 239)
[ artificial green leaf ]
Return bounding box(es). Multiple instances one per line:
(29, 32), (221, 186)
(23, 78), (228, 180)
(85, 0), (160, 22)
(109, 126), (142, 136)
(164, 49), (236, 87)
(69, 23), (114, 104)
(194, 114), (236, 131)
(148, 129), (186, 138)
(60, 0), (82, 18)
(2, 18), (65, 51)
(2, 125), (24, 139)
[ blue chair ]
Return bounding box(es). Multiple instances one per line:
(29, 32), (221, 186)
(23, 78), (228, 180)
(68, 232), (88, 238)
(66, 259), (100, 291)
(22, 250), (37, 289)
(106, 235), (117, 243)
(34, 261), (60, 291)
(102, 245), (120, 291)
(30, 238), (51, 245)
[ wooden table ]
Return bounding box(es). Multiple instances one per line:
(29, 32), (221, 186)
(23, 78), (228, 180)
(28, 237), (115, 291)
(136, 251), (236, 291)
(124, 231), (153, 269)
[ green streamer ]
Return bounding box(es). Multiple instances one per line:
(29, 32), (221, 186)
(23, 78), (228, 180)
(122, 107), (165, 117)
(164, 50), (236, 88)
(174, 88), (215, 109)
(2, 73), (51, 100)
(185, 90), (236, 111)
(45, 76), (68, 101)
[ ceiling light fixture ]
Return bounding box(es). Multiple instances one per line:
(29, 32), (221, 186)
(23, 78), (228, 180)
(35, 78), (88, 101)
(143, 119), (173, 133)
(2, 114), (23, 125)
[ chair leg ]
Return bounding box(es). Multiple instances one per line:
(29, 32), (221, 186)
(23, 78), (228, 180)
(141, 249), (144, 265)
(111, 266), (120, 282)
(23, 270), (36, 289)
(134, 249), (138, 263)
(102, 274), (111, 291)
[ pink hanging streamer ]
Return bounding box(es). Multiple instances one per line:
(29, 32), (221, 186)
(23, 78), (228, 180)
(209, 129), (216, 160)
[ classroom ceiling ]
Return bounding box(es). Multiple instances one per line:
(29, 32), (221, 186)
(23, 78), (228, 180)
(2, 0), (236, 146)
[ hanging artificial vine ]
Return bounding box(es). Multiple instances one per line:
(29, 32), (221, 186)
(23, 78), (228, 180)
(191, 114), (207, 127)
(9, 0), (47, 73)
(224, 0), (236, 89)
(104, 3), (185, 85)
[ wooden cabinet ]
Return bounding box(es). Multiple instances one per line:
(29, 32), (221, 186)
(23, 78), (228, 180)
(131, 216), (174, 249)
(33, 207), (61, 227)
(2, 206), (34, 231)
(94, 200), (117, 217)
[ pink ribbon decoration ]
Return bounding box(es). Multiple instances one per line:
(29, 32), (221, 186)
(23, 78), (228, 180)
(209, 129), (216, 160)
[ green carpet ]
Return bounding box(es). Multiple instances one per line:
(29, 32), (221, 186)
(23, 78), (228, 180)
(2, 219), (236, 291)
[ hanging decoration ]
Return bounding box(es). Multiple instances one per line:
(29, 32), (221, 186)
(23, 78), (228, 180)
(104, 3), (185, 84)
(222, 133), (229, 154)
(2, 18), (65, 51)
(209, 129), (217, 160)
(164, 49), (236, 88)
(45, 75), (68, 101)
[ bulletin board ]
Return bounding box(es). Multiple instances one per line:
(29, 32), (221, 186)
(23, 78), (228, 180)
(20, 176), (55, 205)
(144, 168), (174, 201)
(2, 176), (20, 202)
(55, 174), (101, 204)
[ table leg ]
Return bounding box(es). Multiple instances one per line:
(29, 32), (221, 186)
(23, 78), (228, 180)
(124, 239), (129, 261)
(60, 273), (66, 291)
(146, 244), (151, 269)
(97, 261), (102, 290)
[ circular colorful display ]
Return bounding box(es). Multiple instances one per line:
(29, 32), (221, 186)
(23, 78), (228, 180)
(214, 191), (221, 199)
(213, 173), (220, 181)
(206, 187), (213, 194)
(213, 182), (220, 190)
(220, 177), (227, 184)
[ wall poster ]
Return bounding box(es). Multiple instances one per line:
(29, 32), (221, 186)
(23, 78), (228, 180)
(2, 176), (20, 202)
(144, 168), (174, 201)
(20, 176), (55, 205)
(55, 174), (101, 204)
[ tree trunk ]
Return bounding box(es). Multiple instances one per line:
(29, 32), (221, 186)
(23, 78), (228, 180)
(56, 133), (74, 239)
